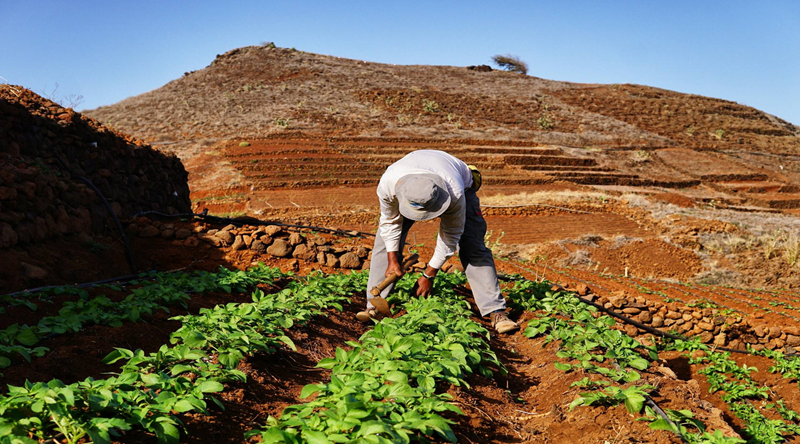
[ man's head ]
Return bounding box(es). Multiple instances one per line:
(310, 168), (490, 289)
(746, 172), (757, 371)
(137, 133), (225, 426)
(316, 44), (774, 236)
(395, 173), (450, 221)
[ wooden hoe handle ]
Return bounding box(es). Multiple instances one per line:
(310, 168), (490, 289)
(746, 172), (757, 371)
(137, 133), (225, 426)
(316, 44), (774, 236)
(370, 253), (419, 296)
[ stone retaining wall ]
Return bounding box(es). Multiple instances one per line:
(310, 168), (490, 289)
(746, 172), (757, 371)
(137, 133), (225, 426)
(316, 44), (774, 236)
(0, 85), (190, 250)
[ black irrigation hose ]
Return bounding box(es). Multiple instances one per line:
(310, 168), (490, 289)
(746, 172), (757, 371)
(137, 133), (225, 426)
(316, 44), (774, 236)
(50, 155), (137, 274)
(74, 176), (137, 274)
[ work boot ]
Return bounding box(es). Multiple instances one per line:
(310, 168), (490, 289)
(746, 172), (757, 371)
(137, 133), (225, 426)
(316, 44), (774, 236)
(356, 308), (380, 322)
(490, 310), (519, 334)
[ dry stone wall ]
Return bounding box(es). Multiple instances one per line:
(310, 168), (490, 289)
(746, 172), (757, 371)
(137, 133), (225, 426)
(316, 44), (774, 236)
(0, 85), (190, 250)
(565, 284), (798, 354)
(129, 218), (375, 272)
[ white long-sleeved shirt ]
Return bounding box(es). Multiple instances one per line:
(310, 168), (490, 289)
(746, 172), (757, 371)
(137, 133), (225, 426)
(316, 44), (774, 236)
(377, 150), (473, 269)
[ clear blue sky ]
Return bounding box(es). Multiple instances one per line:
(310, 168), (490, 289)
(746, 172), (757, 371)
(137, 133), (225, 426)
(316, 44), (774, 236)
(2, 1), (798, 125)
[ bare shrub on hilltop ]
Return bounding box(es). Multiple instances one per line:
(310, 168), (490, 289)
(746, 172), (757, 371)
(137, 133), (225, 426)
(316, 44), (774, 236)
(491, 54), (528, 75)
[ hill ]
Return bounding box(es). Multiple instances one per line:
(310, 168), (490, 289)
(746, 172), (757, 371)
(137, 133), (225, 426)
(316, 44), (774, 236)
(87, 45), (800, 153)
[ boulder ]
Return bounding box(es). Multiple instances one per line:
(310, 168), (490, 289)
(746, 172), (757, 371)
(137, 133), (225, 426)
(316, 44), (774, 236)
(250, 240), (267, 254)
(21, 262), (48, 280)
(138, 225), (160, 238)
(175, 228), (192, 240)
(215, 230), (235, 245)
(339, 252), (362, 269)
(326, 253), (340, 268)
(292, 244), (316, 261)
(288, 232), (304, 245)
(267, 239), (292, 257)
(230, 235), (246, 251)
(265, 225), (283, 236)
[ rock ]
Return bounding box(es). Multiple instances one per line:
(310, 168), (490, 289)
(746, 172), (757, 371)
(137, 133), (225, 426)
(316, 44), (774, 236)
(638, 311), (652, 323)
(316, 251), (326, 264)
(786, 335), (800, 347)
(250, 240), (267, 254)
(184, 236), (199, 247)
(326, 253), (339, 268)
(199, 233), (223, 247)
(682, 313), (694, 322)
(624, 324), (639, 337)
(783, 326), (799, 336)
(221, 224), (236, 232)
(622, 307), (641, 315)
(356, 245), (370, 259)
(339, 252), (362, 269)
(656, 365), (677, 379)
(139, 225), (160, 238)
(124, 223), (139, 237)
(575, 283), (590, 296)
(21, 262), (48, 280)
(754, 325), (766, 337)
(362, 259), (370, 270)
(230, 235), (246, 251)
(267, 239), (293, 257)
(698, 322), (714, 331)
(259, 234), (273, 245)
(215, 230), (235, 245)
(161, 229), (175, 240)
(768, 326), (782, 339)
(0, 222), (18, 248)
(175, 229), (192, 240)
(292, 244), (316, 261)
(651, 316), (664, 328)
(692, 311), (703, 320)
(287, 259), (300, 272)
(288, 232), (304, 245)
(713, 333), (727, 346)
(243, 235), (253, 248)
(207, 229), (219, 235)
(610, 296), (625, 309)
(700, 331), (714, 344)
(768, 338), (785, 349)
(690, 350), (706, 361)
(665, 311), (681, 320)
(265, 225), (283, 236)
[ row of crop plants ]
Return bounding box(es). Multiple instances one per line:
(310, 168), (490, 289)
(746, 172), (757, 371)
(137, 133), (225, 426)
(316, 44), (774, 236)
(503, 278), (754, 444)
(0, 266), (284, 371)
(247, 272), (503, 443)
(663, 339), (800, 443)
(0, 266), (366, 444)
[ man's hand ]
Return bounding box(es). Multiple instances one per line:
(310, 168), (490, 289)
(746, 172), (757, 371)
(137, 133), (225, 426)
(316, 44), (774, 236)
(415, 266), (438, 297)
(385, 251), (404, 278)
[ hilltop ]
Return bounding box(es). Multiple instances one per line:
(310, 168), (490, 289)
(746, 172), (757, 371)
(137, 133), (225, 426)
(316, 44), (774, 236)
(87, 45), (799, 153)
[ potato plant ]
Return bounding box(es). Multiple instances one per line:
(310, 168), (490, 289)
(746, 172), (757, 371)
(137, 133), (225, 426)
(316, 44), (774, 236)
(250, 271), (503, 443)
(505, 278), (748, 443)
(0, 268), (367, 444)
(0, 265), (286, 371)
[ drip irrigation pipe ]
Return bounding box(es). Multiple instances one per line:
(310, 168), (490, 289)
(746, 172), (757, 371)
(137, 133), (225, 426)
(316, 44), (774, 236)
(74, 176), (137, 274)
(51, 155), (138, 274)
